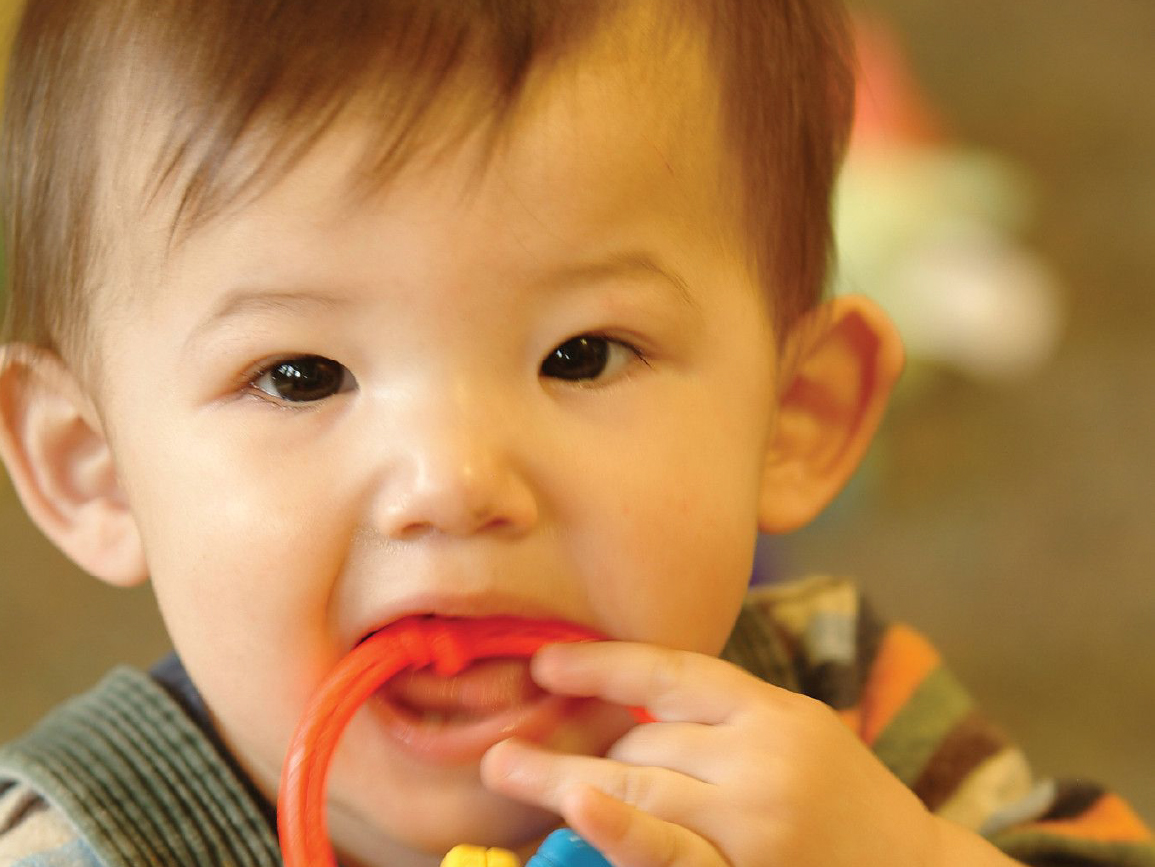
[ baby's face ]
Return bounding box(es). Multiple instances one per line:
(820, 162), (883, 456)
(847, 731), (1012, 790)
(92, 52), (784, 866)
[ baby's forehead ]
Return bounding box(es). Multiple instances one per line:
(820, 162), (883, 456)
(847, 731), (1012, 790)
(129, 52), (734, 319)
(112, 1), (720, 254)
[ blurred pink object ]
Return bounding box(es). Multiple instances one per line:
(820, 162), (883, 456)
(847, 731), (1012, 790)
(851, 13), (944, 150)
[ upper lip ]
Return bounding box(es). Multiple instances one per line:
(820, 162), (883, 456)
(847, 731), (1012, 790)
(347, 592), (594, 651)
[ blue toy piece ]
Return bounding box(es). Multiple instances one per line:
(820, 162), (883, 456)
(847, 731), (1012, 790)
(525, 830), (612, 867)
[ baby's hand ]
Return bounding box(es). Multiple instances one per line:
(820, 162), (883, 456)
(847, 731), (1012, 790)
(481, 641), (957, 867)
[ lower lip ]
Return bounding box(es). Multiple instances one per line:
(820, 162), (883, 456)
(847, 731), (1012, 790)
(368, 688), (579, 765)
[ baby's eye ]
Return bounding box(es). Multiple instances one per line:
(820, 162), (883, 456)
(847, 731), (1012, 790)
(251, 356), (354, 403)
(540, 335), (641, 383)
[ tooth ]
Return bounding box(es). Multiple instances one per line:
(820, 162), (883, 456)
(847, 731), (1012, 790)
(420, 709), (483, 726)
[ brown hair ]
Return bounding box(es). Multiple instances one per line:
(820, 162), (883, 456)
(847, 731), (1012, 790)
(1, 0), (854, 371)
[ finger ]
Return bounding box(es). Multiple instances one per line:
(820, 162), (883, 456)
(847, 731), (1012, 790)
(563, 784), (728, 867)
(481, 738), (712, 825)
(533, 641), (764, 725)
(606, 722), (744, 784)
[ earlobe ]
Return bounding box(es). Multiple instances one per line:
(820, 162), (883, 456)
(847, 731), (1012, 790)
(758, 295), (905, 534)
(0, 345), (147, 586)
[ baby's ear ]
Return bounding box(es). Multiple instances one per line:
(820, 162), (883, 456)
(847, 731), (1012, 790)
(0, 345), (147, 586)
(758, 295), (905, 534)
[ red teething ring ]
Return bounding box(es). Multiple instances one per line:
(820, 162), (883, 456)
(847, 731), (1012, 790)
(277, 616), (645, 867)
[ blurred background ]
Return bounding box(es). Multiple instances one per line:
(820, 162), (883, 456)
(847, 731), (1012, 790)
(2, 0), (1152, 820)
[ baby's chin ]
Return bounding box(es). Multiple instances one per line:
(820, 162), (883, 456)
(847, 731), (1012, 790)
(326, 699), (633, 863)
(327, 781), (558, 866)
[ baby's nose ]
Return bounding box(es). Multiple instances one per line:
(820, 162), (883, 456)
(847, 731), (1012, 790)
(369, 396), (539, 540)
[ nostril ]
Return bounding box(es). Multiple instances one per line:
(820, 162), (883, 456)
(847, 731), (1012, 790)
(393, 519), (436, 542)
(382, 489), (535, 540)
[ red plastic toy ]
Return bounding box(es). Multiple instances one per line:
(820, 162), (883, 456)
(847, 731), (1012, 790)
(277, 616), (645, 867)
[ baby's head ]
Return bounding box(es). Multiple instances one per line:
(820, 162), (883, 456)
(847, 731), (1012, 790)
(3, 0), (856, 372)
(0, 1), (902, 864)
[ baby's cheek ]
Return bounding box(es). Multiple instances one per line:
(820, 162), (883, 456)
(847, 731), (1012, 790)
(604, 515), (753, 652)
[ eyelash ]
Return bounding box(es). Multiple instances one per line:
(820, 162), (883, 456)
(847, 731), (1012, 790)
(242, 355), (353, 407)
(539, 333), (650, 385)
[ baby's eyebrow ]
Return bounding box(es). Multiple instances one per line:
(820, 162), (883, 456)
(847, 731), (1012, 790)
(542, 253), (700, 313)
(182, 253), (696, 356)
(183, 290), (348, 354)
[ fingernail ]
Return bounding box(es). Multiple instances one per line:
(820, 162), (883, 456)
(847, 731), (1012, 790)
(485, 738), (530, 779)
(483, 745), (542, 797)
(531, 644), (569, 679)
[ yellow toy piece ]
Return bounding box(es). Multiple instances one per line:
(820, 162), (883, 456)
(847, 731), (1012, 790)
(441, 843), (521, 867)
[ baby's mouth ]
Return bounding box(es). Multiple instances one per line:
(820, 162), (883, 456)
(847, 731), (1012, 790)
(349, 613), (608, 763)
(369, 656), (574, 763)
(382, 658), (547, 725)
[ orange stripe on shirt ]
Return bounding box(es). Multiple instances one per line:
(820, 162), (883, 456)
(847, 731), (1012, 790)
(1026, 794), (1154, 844)
(855, 624), (941, 746)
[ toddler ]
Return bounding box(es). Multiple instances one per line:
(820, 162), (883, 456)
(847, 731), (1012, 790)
(0, 1), (1150, 866)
